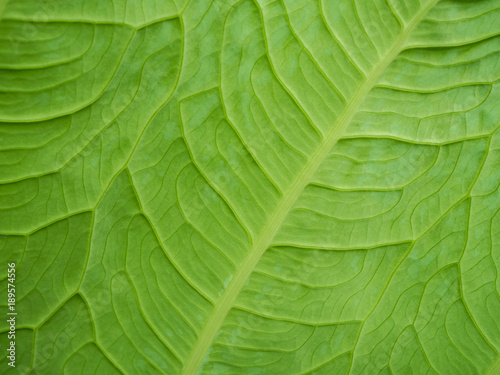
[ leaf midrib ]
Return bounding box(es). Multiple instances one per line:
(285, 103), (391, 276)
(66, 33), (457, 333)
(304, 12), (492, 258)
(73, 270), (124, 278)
(181, 2), (439, 373)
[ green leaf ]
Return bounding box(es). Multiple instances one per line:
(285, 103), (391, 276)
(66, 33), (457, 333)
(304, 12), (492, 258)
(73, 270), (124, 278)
(1, 0), (500, 374)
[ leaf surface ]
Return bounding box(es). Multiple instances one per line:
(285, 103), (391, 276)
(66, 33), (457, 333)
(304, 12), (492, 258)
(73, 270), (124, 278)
(1, 0), (500, 374)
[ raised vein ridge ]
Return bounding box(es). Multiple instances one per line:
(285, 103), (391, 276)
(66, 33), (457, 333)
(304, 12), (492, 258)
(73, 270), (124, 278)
(0, 0), (9, 21)
(181, 1), (440, 373)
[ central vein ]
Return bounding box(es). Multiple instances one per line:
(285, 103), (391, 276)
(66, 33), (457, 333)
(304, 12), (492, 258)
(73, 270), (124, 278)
(181, 2), (438, 373)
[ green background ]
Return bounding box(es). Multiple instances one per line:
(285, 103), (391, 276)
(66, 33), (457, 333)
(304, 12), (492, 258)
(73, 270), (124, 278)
(1, 0), (500, 373)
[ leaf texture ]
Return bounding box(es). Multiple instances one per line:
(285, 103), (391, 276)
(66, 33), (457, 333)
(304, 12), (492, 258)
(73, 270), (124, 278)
(1, 0), (500, 374)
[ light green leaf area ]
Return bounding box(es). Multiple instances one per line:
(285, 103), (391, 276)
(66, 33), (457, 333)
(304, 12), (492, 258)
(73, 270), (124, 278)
(1, 0), (500, 374)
